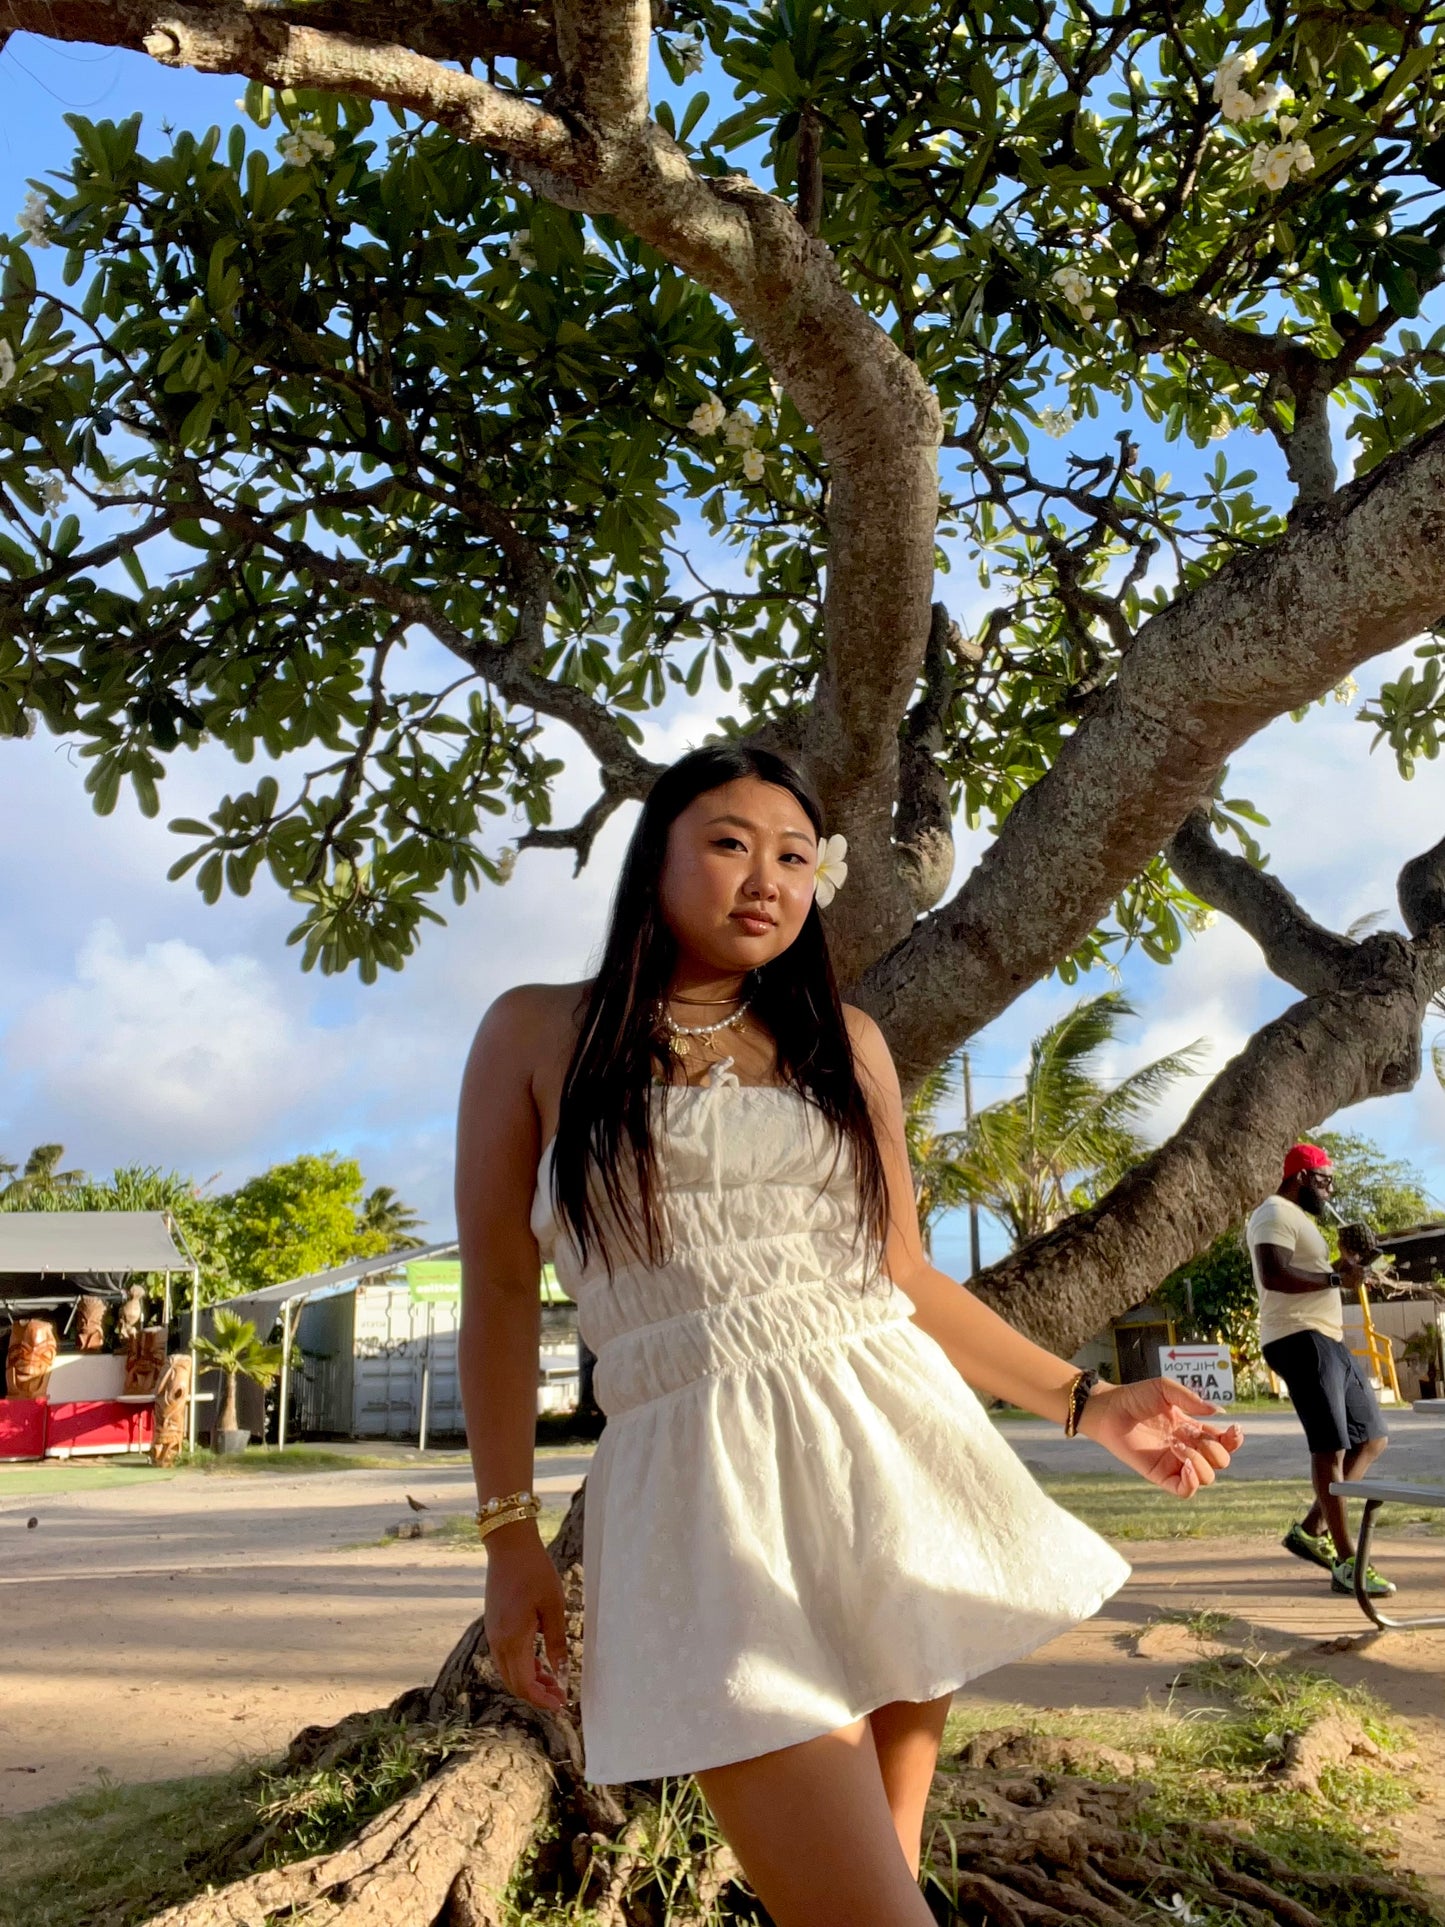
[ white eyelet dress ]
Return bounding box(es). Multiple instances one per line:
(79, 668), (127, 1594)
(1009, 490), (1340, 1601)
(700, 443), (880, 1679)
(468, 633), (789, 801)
(530, 1054), (1131, 1787)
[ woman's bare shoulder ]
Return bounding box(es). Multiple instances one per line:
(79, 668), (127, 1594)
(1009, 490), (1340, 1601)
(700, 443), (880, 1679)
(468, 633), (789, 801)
(468, 980), (595, 1126)
(472, 986), (589, 1063)
(839, 1003), (897, 1099)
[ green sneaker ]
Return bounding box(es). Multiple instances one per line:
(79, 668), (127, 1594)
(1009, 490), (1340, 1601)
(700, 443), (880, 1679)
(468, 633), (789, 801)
(1331, 1556), (1397, 1598)
(1282, 1521), (1335, 1572)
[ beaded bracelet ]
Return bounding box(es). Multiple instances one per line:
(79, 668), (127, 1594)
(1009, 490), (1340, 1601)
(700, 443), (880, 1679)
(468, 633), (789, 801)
(1063, 1368), (1100, 1438)
(475, 1489), (541, 1544)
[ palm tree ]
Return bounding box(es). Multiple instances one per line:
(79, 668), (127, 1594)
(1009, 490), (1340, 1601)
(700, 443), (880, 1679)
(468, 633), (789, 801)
(903, 1057), (979, 1258)
(0, 1143), (86, 1204)
(942, 993), (1207, 1248)
(194, 1310), (284, 1438)
(358, 1184), (426, 1250)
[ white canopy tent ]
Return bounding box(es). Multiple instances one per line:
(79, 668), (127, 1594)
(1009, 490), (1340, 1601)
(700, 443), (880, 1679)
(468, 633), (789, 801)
(0, 1210), (202, 1444)
(219, 1241), (459, 1448)
(0, 1211), (194, 1278)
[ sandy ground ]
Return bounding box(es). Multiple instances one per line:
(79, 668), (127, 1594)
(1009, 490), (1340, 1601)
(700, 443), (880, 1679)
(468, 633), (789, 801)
(3, 1439), (1442, 1890)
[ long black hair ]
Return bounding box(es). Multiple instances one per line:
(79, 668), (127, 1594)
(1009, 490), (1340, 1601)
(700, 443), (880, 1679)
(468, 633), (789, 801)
(549, 743), (891, 1291)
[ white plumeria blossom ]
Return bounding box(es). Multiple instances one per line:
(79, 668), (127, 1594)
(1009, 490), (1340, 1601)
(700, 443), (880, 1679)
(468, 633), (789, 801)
(1154, 1897), (1201, 1925)
(277, 126), (335, 167)
(741, 446), (765, 483)
(672, 32), (704, 77)
(689, 396), (728, 436)
(1220, 86), (1258, 124)
(1334, 674), (1360, 705)
(1253, 79), (1293, 119)
(17, 189), (53, 249)
(0, 340), (16, 389)
(1278, 114), (1299, 137)
(38, 475), (65, 513)
(1051, 264), (1095, 319)
(1212, 49), (1257, 102)
(1251, 137), (1313, 191)
(508, 229), (537, 269)
(813, 834), (848, 907)
(1038, 405), (1074, 438)
(723, 407), (757, 448)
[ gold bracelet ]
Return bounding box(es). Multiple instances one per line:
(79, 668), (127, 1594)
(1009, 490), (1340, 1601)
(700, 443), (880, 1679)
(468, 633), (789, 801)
(477, 1505), (540, 1545)
(475, 1490), (541, 1542)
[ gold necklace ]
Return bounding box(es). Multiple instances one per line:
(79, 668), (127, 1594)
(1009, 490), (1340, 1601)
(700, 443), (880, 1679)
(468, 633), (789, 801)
(657, 999), (750, 1063)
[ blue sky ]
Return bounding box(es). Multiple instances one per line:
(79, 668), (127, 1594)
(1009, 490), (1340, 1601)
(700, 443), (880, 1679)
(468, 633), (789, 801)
(2, 32), (1443, 1279)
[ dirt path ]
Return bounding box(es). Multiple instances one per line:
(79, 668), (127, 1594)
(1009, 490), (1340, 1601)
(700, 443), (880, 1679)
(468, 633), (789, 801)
(4, 1460), (1441, 1894)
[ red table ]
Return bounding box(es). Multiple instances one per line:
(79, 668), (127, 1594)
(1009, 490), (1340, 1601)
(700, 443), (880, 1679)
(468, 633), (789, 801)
(44, 1399), (154, 1458)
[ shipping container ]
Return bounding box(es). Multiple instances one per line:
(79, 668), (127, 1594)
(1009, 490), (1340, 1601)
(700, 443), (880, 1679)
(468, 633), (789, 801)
(292, 1277), (578, 1439)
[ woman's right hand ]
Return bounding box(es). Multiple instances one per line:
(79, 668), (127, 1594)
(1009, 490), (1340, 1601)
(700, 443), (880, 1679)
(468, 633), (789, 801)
(483, 1523), (571, 1712)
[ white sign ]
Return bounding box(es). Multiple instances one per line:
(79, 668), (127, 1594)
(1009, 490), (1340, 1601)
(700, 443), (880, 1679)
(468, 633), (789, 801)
(1157, 1342), (1235, 1406)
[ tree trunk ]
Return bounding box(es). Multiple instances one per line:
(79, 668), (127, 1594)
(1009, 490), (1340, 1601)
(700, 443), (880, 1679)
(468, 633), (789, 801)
(218, 1370), (239, 1435)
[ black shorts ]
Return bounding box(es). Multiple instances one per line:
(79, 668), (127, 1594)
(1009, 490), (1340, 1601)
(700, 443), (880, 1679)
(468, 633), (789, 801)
(1262, 1330), (1387, 1455)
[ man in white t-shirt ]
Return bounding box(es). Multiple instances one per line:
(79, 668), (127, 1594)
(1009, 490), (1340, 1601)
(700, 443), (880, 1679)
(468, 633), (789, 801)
(1247, 1142), (1393, 1598)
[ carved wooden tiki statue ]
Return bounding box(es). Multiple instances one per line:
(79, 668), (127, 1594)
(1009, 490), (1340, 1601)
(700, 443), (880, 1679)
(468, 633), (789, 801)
(6, 1320), (58, 1398)
(123, 1326), (168, 1397)
(150, 1355), (192, 1467)
(75, 1294), (108, 1353)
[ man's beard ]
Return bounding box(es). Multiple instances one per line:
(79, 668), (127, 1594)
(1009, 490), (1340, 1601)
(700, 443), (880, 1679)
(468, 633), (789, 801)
(1298, 1187), (1326, 1218)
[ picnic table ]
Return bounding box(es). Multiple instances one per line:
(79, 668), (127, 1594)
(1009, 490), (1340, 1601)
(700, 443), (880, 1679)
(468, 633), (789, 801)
(1330, 1478), (1445, 1630)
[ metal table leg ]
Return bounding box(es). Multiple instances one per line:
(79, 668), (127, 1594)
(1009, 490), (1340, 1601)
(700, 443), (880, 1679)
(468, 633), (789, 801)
(1353, 1498), (1445, 1631)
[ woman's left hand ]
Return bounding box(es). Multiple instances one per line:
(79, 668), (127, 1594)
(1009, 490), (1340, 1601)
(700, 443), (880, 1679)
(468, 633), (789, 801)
(1078, 1377), (1244, 1497)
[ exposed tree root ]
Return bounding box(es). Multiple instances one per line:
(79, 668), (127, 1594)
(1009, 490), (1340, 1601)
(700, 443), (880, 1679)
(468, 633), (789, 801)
(925, 1738), (1439, 1927)
(145, 1726), (552, 1927)
(140, 1510), (1437, 1927)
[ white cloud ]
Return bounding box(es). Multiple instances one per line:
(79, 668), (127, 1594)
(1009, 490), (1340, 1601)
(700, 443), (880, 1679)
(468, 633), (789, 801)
(2, 922), (337, 1164)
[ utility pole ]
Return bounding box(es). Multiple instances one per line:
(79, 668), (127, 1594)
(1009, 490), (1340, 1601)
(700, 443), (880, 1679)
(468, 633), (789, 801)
(963, 1051), (981, 1279)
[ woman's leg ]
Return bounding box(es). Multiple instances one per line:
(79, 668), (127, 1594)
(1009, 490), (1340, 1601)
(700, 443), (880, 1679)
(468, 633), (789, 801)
(868, 1689), (956, 1873)
(694, 1715), (940, 1927)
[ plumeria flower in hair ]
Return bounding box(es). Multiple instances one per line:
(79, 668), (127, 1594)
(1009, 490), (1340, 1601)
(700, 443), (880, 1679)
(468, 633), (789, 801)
(814, 834), (848, 907)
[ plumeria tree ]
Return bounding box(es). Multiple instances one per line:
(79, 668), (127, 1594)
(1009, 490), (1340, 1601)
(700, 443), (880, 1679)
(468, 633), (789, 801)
(5, 2), (1445, 1914)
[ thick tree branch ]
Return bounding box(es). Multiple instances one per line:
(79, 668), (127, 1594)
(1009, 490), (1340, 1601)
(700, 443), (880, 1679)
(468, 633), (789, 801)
(3, 0), (558, 64)
(1399, 829), (1445, 937)
(0, 4), (582, 169)
(971, 929), (1445, 1355)
(1166, 809), (1357, 995)
(858, 419), (1445, 1086)
(890, 602), (960, 916)
(553, 0), (649, 132)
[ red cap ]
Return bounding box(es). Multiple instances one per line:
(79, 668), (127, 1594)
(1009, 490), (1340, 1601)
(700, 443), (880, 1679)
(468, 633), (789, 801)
(1283, 1142), (1332, 1180)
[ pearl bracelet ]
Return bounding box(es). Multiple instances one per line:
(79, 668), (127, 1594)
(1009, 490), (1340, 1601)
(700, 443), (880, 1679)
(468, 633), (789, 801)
(475, 1490), (540, 1542)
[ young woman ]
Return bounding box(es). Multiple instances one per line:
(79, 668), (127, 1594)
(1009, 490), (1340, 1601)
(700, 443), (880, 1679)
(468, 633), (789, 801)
(456, 743), (1242, 1927)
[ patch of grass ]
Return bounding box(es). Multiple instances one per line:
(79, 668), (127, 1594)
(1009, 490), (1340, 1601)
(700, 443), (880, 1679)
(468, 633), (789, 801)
(0, 1765), (262, 1927)
(186, 1444), (408, 1474)
(252, 1717), (474, 1857)
(1038, 1472), (1445, 1540)
(0, 1460), (175, 1498)
(1149, 1605), (1237, 1640)
(0, 1719), (485, 1927)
